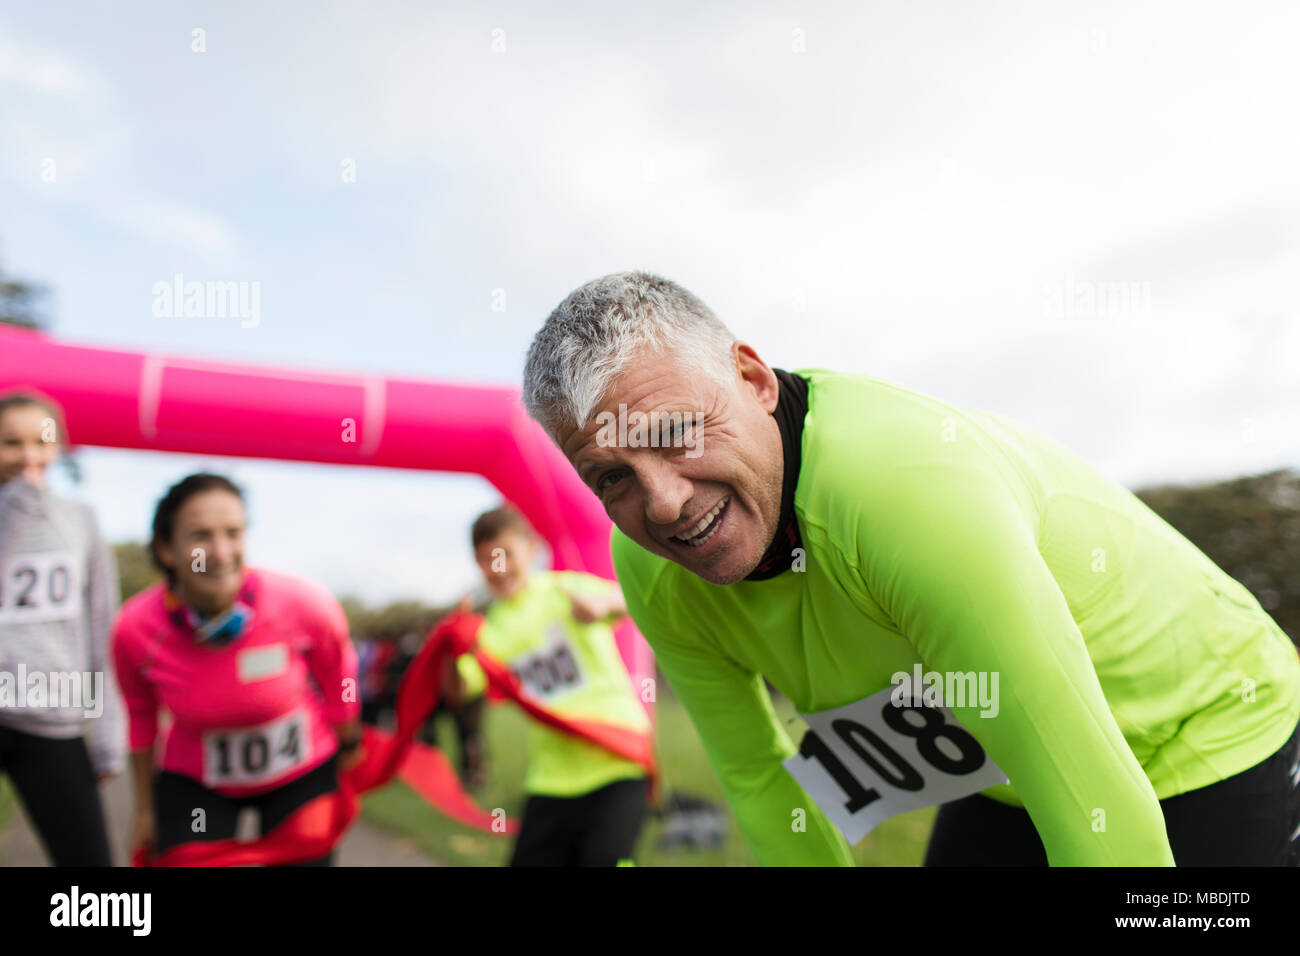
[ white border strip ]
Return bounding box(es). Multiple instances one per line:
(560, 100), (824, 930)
(138, 355), (166, 440)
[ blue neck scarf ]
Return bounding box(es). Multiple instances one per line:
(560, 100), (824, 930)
(166, 574), (257, 646)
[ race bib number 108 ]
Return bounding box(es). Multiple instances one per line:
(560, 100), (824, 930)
(783, 681), (1008, 846)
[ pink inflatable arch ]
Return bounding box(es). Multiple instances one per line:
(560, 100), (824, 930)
(0, 324), (653, 700)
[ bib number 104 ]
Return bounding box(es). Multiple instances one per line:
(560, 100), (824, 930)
(203, 711), (310, 787)
(783, 684), (1008, 845)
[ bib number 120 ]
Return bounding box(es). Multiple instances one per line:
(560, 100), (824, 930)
(783, 683), (1008, 845)
(0, 553), (82, 624)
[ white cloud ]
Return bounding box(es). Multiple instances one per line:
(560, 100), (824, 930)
(0, 17), (245, 263)
(0, 38), (91, 95)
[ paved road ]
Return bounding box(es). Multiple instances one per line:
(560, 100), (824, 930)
(0, 772), (436, 867)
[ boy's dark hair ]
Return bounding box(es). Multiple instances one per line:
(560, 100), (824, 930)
(150, 473), (245, 582)
(471, 505), (534, 549)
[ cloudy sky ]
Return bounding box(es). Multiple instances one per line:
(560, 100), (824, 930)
(3, 0), (1297, 605)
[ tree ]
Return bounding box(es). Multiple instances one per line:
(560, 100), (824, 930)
(335, 594), (466, 642)
(1137, 469), (1300, 644)
(0, 264), (50, 330)
(114, 541), (163, 602)
(0, 259), (80, 480)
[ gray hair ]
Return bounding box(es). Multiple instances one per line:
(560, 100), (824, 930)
(523, 272), (736, 439)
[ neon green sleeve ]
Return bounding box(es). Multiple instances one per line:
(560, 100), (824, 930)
(832, 451), (1176, 866)
(553, 570), (621, 599)
(614, 536), (854, 867)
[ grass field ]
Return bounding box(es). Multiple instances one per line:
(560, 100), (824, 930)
(361, 692), (939, 866)
(0, 775), (13, 864)
(0, 776), (11, 837)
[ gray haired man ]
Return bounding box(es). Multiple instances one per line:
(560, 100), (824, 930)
(521, 271), (1300, 867)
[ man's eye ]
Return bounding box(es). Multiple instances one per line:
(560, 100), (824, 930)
(596, 471), (624, 492)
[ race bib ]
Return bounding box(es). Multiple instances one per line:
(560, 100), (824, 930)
(0, 552), (83, 625)
(510, 625), (585, 700)
(783, 680), (1008, 846)
(202, 709), (312, 787)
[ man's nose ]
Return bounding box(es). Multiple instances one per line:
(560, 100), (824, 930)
(641, 459), (693, 528)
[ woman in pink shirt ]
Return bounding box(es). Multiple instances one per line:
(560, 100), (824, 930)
(112, 473), (362, 866)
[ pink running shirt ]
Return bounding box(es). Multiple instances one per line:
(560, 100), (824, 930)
(112, 568), (359, 797)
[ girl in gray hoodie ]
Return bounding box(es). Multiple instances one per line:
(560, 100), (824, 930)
(0, 391), (123, 866)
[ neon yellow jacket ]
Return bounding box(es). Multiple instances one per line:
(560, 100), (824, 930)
(614, 369), (1300, 866)
(458, 571), (650, 797)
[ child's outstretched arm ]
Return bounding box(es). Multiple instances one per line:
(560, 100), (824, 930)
(565, 578), (628, 624)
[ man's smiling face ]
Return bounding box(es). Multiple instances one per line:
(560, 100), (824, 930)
(559, 343), (785, 586)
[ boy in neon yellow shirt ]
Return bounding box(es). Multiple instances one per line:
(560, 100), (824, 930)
(456, 506), (651, 866)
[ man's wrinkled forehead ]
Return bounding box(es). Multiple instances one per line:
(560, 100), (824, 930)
(559, 363), (714, 464)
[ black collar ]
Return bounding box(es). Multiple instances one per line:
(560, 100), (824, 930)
(745, 369), (808, 581)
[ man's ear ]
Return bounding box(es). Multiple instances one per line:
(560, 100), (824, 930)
(733, 343), (780, 414)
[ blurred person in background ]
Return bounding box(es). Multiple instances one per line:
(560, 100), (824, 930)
(357, 632), (398, 727)
(112, 473), (360, 866)
(0, 390), (124, 866)
(420, 633), (489, 791)
(452, 505), (651, 866)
